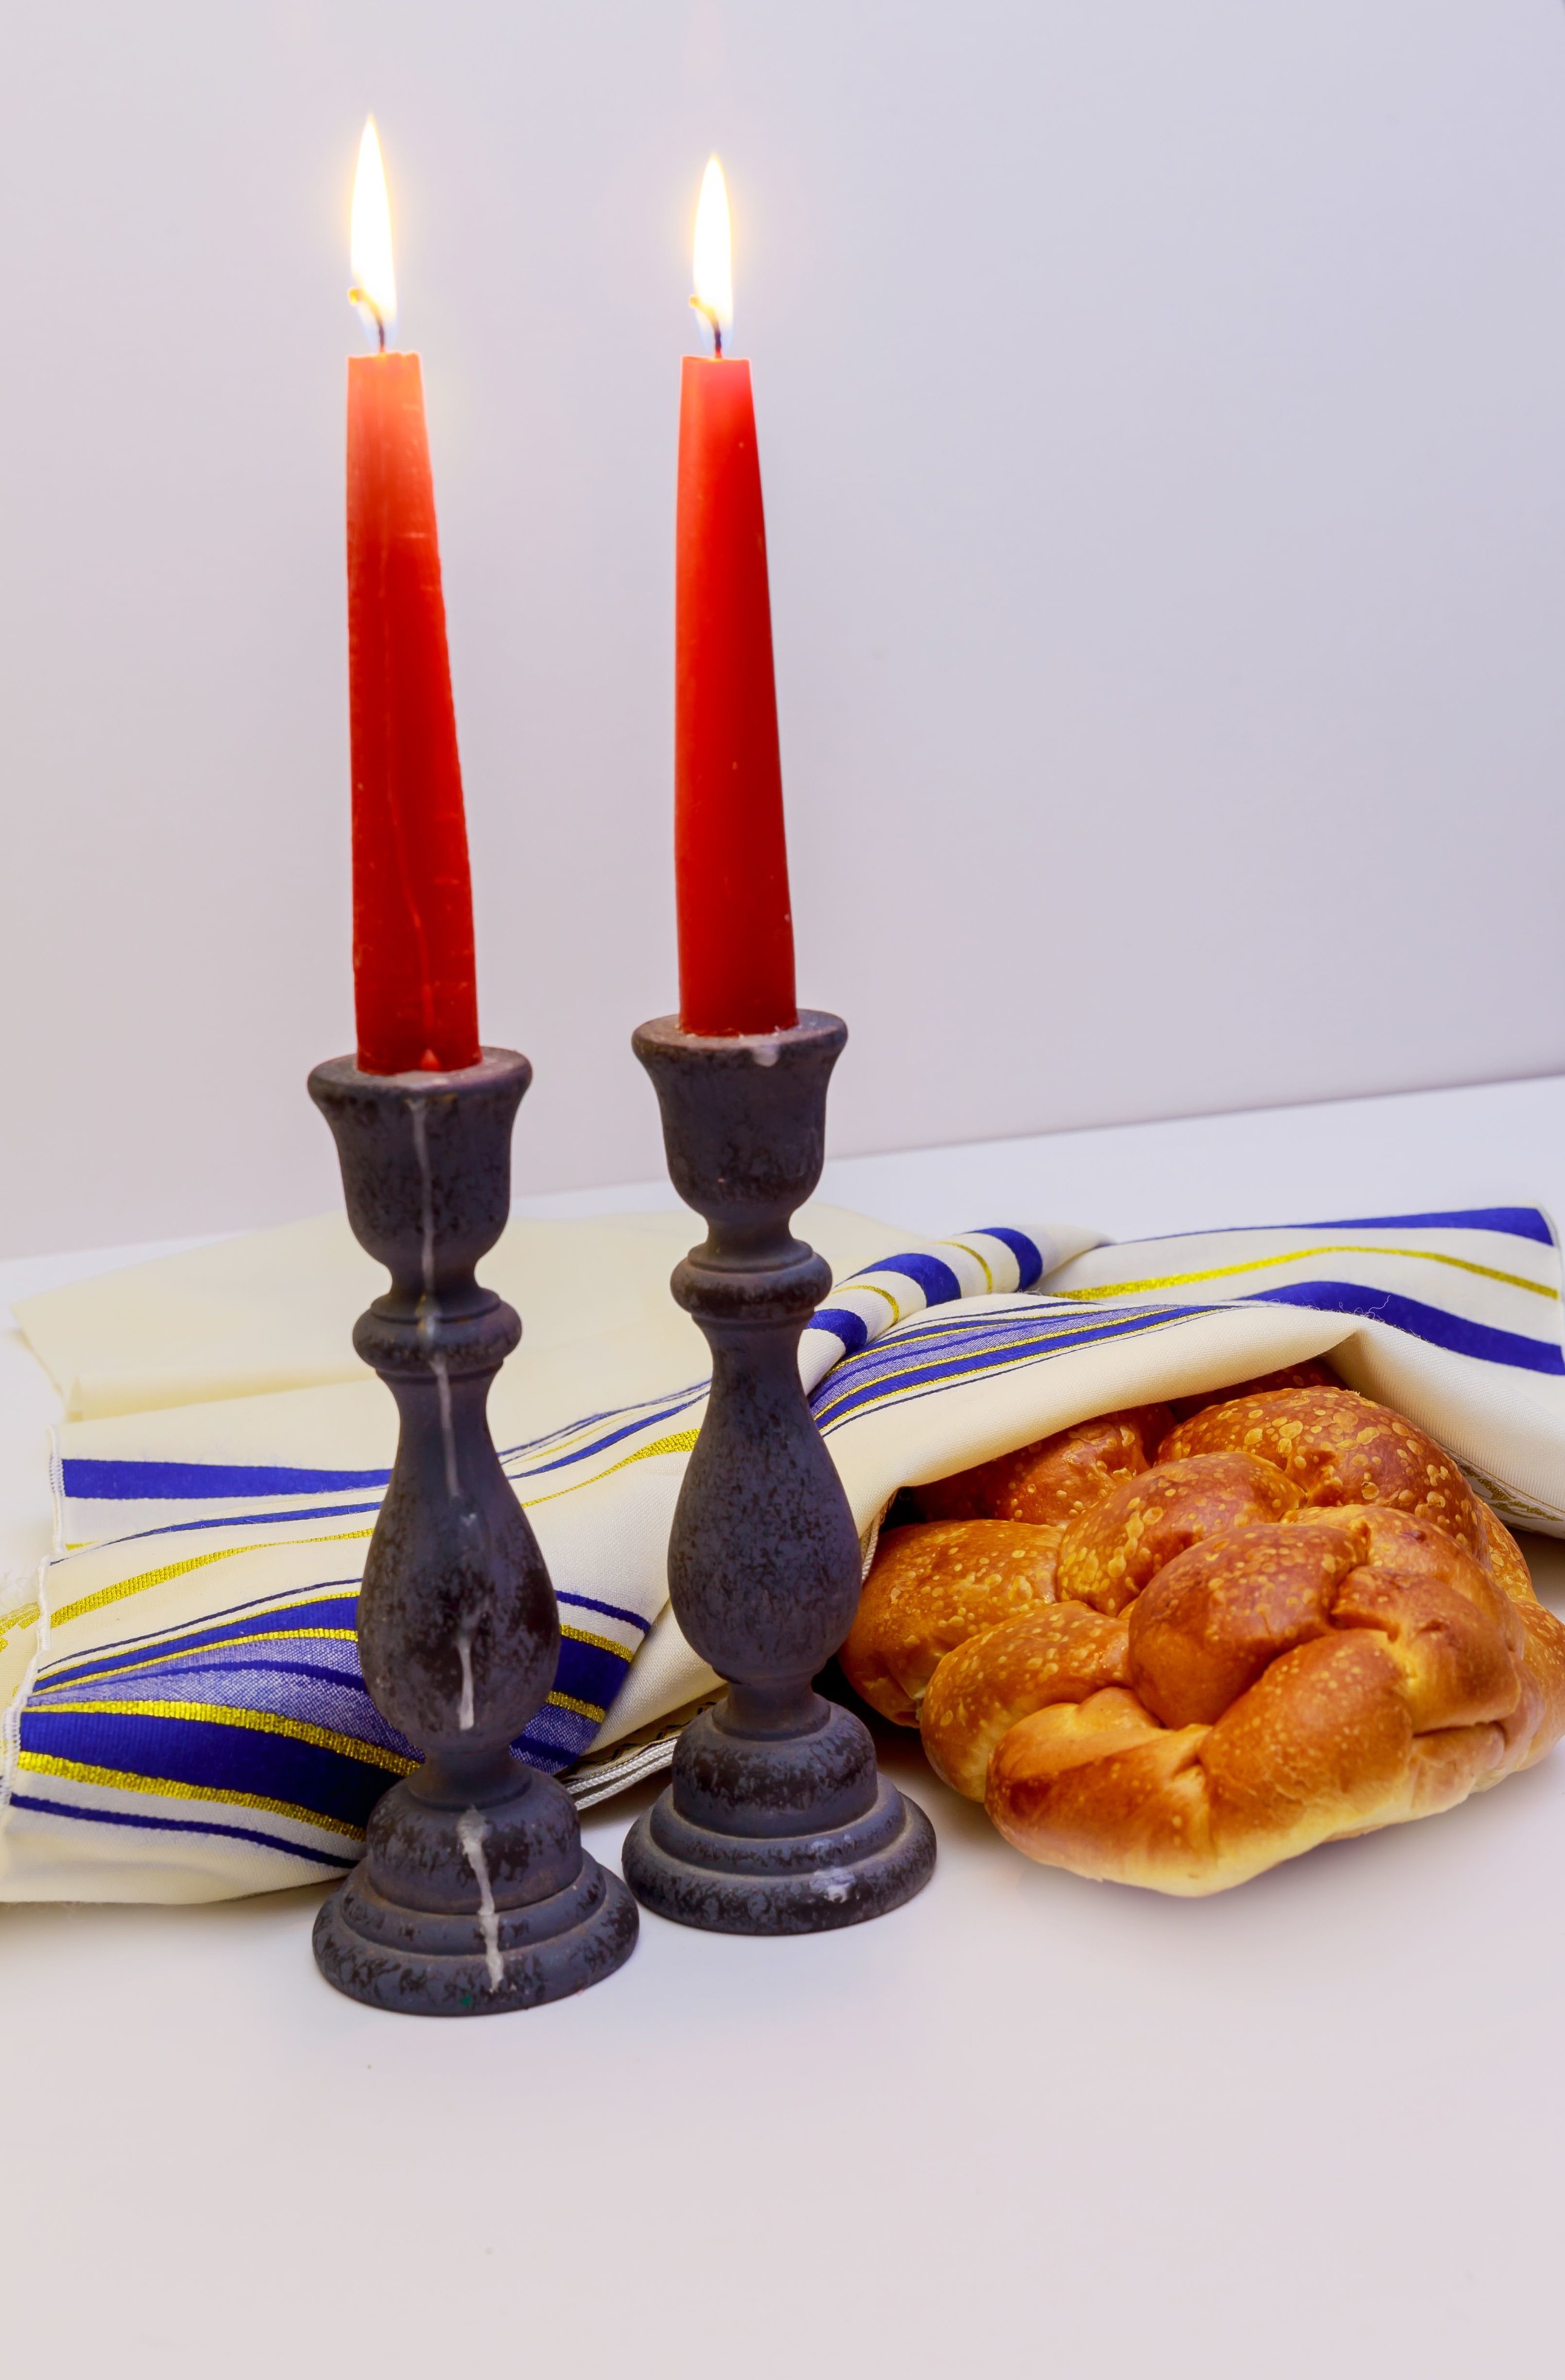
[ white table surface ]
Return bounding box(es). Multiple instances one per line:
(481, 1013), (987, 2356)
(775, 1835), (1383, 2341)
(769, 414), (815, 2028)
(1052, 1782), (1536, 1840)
(6, 1073), (1565, 2380)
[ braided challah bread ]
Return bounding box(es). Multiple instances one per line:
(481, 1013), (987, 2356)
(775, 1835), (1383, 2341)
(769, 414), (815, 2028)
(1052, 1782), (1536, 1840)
(842, 1380), (1565, 1894)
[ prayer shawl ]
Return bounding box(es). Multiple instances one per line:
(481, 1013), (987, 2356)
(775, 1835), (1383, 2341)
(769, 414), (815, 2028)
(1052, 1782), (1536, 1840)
(3, 1199), (1562, 1903)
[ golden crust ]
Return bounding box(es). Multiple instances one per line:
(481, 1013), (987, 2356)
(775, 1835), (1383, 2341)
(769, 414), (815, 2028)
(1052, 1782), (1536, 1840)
(887, 1384), (1565, 1894)
(1157, 1386), (1483, 1552)
(841, 1520), (1061, 1725)
(1282, 1503), (1523, 1644)
(911, 1406), (1172, 1527)
(920, 1604), (1130, 1799)
(1127, 1523), (1358, 1726)
(1478, 1503), (1535, 1605)
(1503, 1600), (1565, 1770)
(987, 1712), (1214, 1888)
(1055, 1452), (1299, 1615)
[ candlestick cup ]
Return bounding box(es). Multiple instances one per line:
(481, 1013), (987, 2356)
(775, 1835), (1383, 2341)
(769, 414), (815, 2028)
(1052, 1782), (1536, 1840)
(623, 1011), (936, 1933)
(308, 1047), (637, 2013)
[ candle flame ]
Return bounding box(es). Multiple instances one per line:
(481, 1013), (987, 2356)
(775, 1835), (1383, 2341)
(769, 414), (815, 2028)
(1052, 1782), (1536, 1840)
(349, 118), (397, 347)
(691, 155), (733, 353)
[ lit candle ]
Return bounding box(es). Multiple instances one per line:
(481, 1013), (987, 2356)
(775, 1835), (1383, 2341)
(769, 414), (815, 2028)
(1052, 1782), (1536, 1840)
(675, 158), (798, 1038)
(346, 119), (481, 1075)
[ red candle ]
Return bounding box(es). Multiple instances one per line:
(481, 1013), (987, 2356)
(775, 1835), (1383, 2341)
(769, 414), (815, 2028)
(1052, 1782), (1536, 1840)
(675, 158), (797, 1038)
(345, 120), (480, 1077)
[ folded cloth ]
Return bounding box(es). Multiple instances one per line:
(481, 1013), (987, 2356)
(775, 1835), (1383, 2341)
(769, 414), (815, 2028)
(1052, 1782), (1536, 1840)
(3, 1200), (1562, 1903)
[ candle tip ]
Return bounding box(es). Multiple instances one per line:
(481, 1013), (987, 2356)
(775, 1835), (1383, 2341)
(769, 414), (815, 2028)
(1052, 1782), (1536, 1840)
(691, 155), (733, 354)
(350, 118), (398, 347)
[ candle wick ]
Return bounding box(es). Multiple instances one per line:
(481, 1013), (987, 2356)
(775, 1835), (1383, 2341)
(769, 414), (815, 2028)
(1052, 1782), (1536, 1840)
(349, 286), (388, 352)
(689, 293), (724, 358)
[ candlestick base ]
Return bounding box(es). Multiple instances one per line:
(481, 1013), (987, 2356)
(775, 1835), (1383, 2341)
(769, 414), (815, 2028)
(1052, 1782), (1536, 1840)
(623, 1695), (934, 1934)
(312, 1764), (637, 2018)
(623, 1012), (936, 1937)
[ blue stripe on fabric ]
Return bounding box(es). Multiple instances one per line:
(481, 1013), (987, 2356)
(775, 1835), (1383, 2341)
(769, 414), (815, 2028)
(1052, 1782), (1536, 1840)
(515, 1706), (597, 1767)
(806, 1307), (871, 1354)
(22, 1666), (613, 1791)
(77, 1499), (388, 1550)
(39, 1644), (629, 1715)
(812, 1268), (1565, 1433)
(38, 1583), (367, 1677)
(558, 1589), (652, 1634)
(36, 1582), (645, 1711)
(39, 1642), (626, 1720)
(861, 1253), (963, 1305)
(1296, 1207), (1555, 1245)
(1119, 1207), (1557, 1251)
(975, 1226), (1046, 1288)
(492, 1384), (707, 1467)
(37, 1656), (372, 1703)
(812, 1303), (1206, 1428)
(553, 1638), (633, 1711)
(68, 1444), (710, 1560)
(18, 1709), (408, 1830)
(1250, 1281), (1565, 1373)
(26, 1604), (629, 1824)
(7, 1792), (356, 1868)
(506, 1395), (710, 1482)
(62, 1458), (391, 1502)
(62, 1391), (712, 1521)
(39, 1596), (365, 1691)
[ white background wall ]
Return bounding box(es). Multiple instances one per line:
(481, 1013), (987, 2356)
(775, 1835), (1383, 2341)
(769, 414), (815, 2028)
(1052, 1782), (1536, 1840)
(3, 1), (1565, 1255)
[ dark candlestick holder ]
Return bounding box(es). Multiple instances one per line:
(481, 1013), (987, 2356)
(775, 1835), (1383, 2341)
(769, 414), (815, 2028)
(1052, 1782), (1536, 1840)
(307, 1046), (637, 2014)
(623, 1010), (936, 1933)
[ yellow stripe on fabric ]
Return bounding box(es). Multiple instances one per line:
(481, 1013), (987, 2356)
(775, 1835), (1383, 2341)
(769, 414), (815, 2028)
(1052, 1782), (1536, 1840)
(501, 1395), (707, 1474)
(810, 1308), (1193, 1427)
(546, 1689), (608, 1723)
(819, 1304), (1164, 1383)
(624, 1429), (701, 1461)
(515, 1427), (701, 1509)
(948, 1239), (995, 1292)
(852, 1282), (904, 1321)
(1054, 1244), (1558, 1303)
(36, 1627), (360, 1694)
(15, 1750), (366, 1839)
(28, 1696), (415, 1774)
(42, 1619), (628, 1689)
(48, 1528), (376, 1633)
(38, 1682), (611, 1737)
(0, 1599), (39, 1651)
(881, 1303), (1153, 1350)
(560, 1624), (637, 1660)
(813, 1322), (1094, 1412)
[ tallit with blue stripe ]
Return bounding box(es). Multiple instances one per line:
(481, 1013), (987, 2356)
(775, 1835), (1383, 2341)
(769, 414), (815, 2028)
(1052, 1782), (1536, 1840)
(4, 1200), (1563, 1903)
